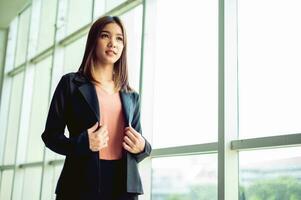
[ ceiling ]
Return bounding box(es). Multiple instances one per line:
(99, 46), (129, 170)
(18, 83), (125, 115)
(0, 0), (31, 29)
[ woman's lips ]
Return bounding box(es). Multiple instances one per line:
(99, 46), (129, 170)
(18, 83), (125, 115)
(105, 50), (116, 56)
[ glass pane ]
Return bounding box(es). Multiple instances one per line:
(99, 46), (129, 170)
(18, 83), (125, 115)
(37, 0), (57, 53)
(40, 164), (63, 200)
(239, 147), (301, 199)
(15, 7), (31, 67)
(238, 0), (301, 138)
(26, 57), (52, 162)
(22, 167), (42, 200)
(66, 0), (92, 35)
(105, 0), (126, 11)
(120, 5), (143, 91)
(64, 35), (87, 73)
(93, 0), (105, 19)
(4, 72), (24, 165)
(153, 0), (218, 148)
(0, 170), (14, 200)
(152, 154), (217, 200)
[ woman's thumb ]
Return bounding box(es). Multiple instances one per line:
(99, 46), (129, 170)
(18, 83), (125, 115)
(90, 122), (98, 132)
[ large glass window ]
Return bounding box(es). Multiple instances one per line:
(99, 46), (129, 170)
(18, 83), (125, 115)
(152, 0), (218, 148)
(238, 0), (301, 138)
(152, 155), (217, 200)
(105, 0), (126, 11)
(120, 5), (143, 91)
(21, 167), (42, 200)
(63, 35), (87, 73)
(0, 170), (14, 200)
(26, 56), (52, 162)
(37, 0), (57, 53)
(4, 72), (24, 165)
(66, 0), (92, 35)
(239, 147), (301, 199)
(15, 7), (31, 67)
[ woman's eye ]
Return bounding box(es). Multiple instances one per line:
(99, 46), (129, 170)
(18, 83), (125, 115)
(117, 37), (123, 42)
(100, 34), (109, 38)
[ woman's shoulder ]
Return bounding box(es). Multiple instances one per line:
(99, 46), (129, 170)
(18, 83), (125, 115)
(61, 71), (83, 79)
(60, 71), (88, 84)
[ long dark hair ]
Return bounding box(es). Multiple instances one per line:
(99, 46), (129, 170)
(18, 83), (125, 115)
(78, 16), (133, 92)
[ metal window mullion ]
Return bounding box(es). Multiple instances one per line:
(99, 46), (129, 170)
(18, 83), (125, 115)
(218, 0), (226, 198)
(218, 0), (239, 199)
(151, 143), (218, 158)
(231, 133), (301, 150)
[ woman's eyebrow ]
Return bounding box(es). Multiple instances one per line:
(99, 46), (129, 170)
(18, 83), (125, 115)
(101, 30), (123, 37)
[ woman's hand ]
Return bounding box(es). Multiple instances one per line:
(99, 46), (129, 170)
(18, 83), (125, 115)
(123, 126), (145, 154)
(87, 122), (109, 152)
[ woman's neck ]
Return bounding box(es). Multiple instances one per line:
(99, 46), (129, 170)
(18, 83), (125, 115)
(93, 63), (114, 83)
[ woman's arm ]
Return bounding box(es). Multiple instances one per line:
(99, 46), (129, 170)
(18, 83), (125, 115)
(41, 75), (92, 156)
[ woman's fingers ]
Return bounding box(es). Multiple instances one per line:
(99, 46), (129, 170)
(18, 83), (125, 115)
(124, 126), (139, 138)
(124, 136), (135, 147)
(88, 124), (109, 151)
(123, 127), (145, 154)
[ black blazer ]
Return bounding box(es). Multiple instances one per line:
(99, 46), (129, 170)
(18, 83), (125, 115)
(41, 72), (151, 199)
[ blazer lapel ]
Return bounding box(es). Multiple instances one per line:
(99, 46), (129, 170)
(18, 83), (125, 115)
(73, 74), (100, 122)
(120, 91), (133, 126)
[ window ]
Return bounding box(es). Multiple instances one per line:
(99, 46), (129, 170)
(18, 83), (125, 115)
(152, 155), (217, 200)
(26, 56), (52, 162)
(0, 170), (14, 199)
(3, 72), (24, 165)
(239, 147), (301, 199)
(37, 0), (57, 53)
(120, 5), (143, 91)
(15, 7), (30, 67)
(105, 0), (126, 11)
(152, 0), (218, 148)
(66, 0), (92, 35)
(21, 167), (42, 200)
(238, 0), (301, 138)
(63, 35), (87, 73)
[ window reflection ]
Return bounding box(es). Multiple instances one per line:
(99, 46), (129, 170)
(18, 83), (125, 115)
(239, 147), (301, 199)
(152, 155), (217, 200)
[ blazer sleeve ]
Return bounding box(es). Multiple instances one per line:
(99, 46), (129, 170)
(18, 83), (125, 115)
(131, 92), (152, 163)
(41, 75), (92, 156)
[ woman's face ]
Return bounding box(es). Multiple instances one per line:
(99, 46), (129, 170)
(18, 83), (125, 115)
(96, 23), (124, 65)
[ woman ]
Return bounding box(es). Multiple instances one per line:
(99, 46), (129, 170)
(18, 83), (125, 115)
(42, 16), (151, 200)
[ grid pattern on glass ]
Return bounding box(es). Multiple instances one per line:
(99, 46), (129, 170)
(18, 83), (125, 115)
(152, 0), (218, 148)
(0, 170), (14, 200)
(120, 4), (143, 91)
(37, 0), (58, 53)
(15, 7), (30, 67)
(63, 35), (87, 73)
(4, 72), (24, 165)
(20, 167), (42, 200)
(152, 154), (217, 200)
(26, 57), (52, 162)
(66, 0), (93, 35)
(238, 0), (301, 138)
(239, 147), (301, 199)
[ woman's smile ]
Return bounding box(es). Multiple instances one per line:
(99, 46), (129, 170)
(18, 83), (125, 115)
(105, 49), (117, 56)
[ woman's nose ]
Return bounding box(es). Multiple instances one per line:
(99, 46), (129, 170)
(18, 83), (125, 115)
(108, 38), (116, 47)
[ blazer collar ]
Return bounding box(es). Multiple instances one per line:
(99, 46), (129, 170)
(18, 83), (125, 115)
(72, 72), (132, 125)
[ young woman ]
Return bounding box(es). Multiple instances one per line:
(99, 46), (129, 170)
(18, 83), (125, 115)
(42, 16), (151, 200)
